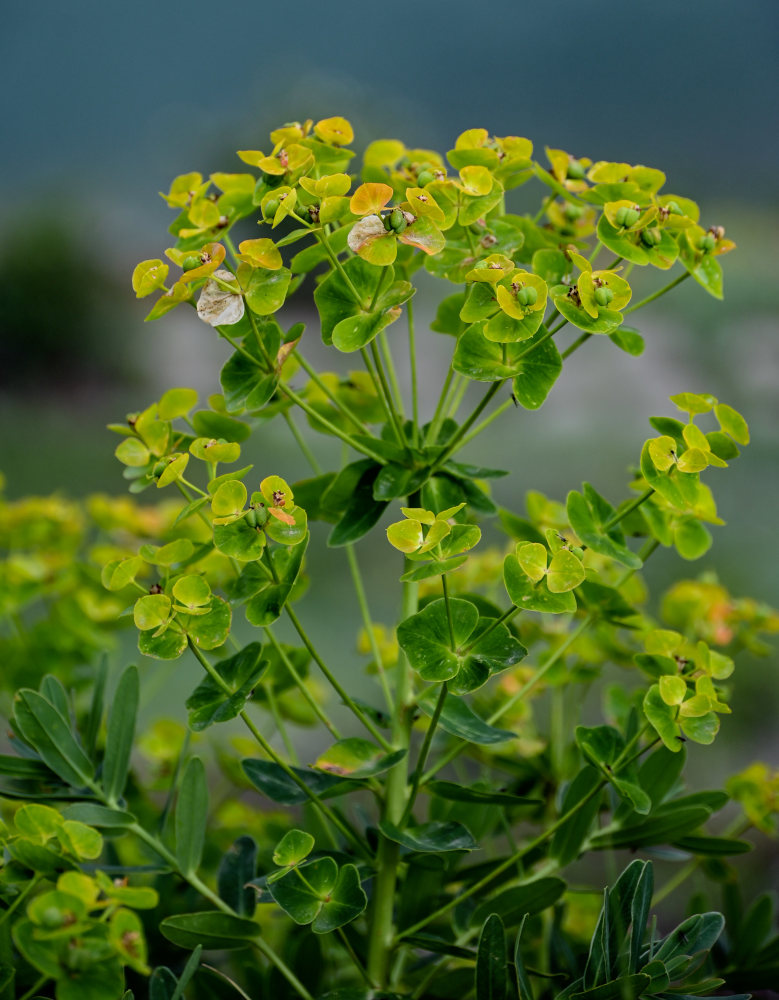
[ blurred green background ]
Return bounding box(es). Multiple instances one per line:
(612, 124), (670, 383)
(1, 0), (777, 895)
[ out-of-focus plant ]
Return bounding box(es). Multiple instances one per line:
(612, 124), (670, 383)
(1, 117), (777, 1000)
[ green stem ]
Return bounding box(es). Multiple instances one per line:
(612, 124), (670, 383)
(624, 270), (690, 314)
(285, 606), (394, 752)
(367, 574), (418, 986)
(282, 409), (322, 475)
(187, 639), (365, 856)
(561, 331), (592, 360)
(396, 779), (606, 941)
(426, 365), (455, 445)
(532, 193), (554, 224)
(441, 574), (456, 648)
(338, 928), (377, 988)
(264, 627), (342, 738)
(400, 681), (448, 827)
(278, 378), (387, 465)
(361, 345), (404, 450)
(601, 488), (654, 531)
(379, 330), (406, 421)
(0, 874), (42, 927)
(458, 397), (514, 448)
(294, 350), (370, 435)
(266, 682), (296, 761)
(19, 975), (48, 1000)
(316, 229), (365, 306)
(461, 605), (520, 654)
(368, 342), (409, 454)
(407, 298), (420, 447)
(346, 544), (394, 713)
(445, 373), (469, 421)
(431, 382), (502, 473)
(421, 538), (660, 784)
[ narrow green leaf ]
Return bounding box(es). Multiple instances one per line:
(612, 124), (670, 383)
(103, 665), (139, 805)
(476, 913), (507, 1000)
(176, 757), (208, 875)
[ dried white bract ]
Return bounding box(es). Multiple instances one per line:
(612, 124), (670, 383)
(197, 269), (245, 327)
(347, 214), (386, 253)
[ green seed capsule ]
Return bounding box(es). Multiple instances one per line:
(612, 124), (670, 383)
(383, 213), (394, 232)
(594, 286), (614, 307)
(245, 508), (259, 528)
(623, 207), (641, 227)
(153, 460), (168, 478)
(389, 208), (405, 232)
(641, 228), (661, 247)
(614, 206), (628, 227)
(516, 287), (531, 306)
(182, 255), (201, 271)
(524, 285), (538, 306)
(699, 234), (716, 252)
(416, 169), (434, 187)
(564, 203), (584, 220)
(567, 159), (585, 180)
(263, 198), (280, 219)
(666, 201), (682, 215)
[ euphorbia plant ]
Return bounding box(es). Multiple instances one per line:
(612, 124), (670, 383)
(2, 115), (778, 1000)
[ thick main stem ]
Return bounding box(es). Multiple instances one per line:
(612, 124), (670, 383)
(367, 575), (418, 986)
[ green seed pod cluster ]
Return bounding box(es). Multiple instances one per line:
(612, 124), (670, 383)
(567, 158), (586, 179)
(594, 285), (615, 307)
(641, 227), (661, 247)
(182, 255), (202, 272)
(384, 207), (407, 234)
(699, 233), (717, 252)
(263, 197), (280, 220)
(615, 205), (641, 228)
(516, 285), (538, 307)
(245, 507), (259, 528)
(416, 169), (435, 187)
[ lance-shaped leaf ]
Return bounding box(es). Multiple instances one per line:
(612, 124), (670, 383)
(160, 912), (259, 951)
(567, 485), (642, 569)
(103, 665), (139, 805)
(575, 726), (651, 814)
(417, 688), (515, 746)
(269, 857), (368, 933)
(12, 690), (94, 789)
(218, 836), (258, 916)
(476, 913), (508, 1000)
(379, 820), (478, 852)
(328, 463), (388, 547)
(396, 598), (526, 695)
(245, 534), (307, 626)
(314, 738), (407, 779)
(472, 878), (566, 928)
(186, 642), (267, 731)
(242, 759), (348, 805)
(176, 757), (208, 876)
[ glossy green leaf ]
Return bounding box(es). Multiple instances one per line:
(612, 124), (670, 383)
(273, 829), (315, 867)
(551, 766), (603, 866)
(218, 835), (257, 916)
(417, 688), (515, 745)
(379, 820), (478, 852)
(161, 911), (259, 950)
(476, 913), (507, 1000)
(12, 690), (94, 789)
(269, 857), (368, 933)
(397, 598), (525, 695)
(503, 553), (577, 614)
(242, 759), (347, 805)
(589, 805), (711, 850)
(103, 665), (138, 805)
(186, 642), (266, 730)
(472, 878), (566, 928)
(245, 266), (291, 315)
(184, 595), (231, 649)
(567, 486), (642, 569)
(314, 738), (406, 779)
(426, 781), (538, 807)
(176, 756), (208, 875)
(328, 464), (388, 547)
(245, 534), (307, 625)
